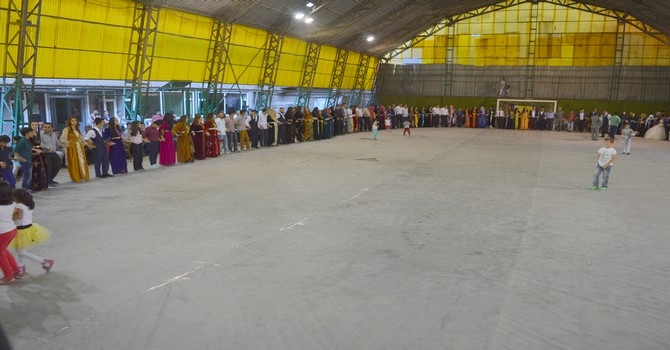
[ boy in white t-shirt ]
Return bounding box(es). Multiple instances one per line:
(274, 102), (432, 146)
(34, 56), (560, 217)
(591, 137), (617, 190)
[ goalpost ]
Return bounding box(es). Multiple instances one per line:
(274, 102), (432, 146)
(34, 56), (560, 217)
(496, 99), (557, 114)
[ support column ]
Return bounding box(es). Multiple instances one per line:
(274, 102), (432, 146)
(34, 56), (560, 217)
(444, 23), (456, 98)
(202, 21), (232, 114)
(325, 48), (348, 108)
(1, 0), (42, 136)
(369, 60), (389, 106)
(349, 54), (371, 107)
(525, 1), (539, 99)
(123, 2), (159, 121)
(255, 33), (283, 110)
(295, 42), (321, 108)
(610, 19), (625, 102)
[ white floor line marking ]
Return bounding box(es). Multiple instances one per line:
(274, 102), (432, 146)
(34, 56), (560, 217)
(338, 188), (370, 206)
(145, 261), (219, 293)
(279, 217), (307, 232)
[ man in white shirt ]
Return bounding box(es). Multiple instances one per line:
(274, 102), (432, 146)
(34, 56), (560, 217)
(258, 108), (269, 147)
(85, 117), (113, 178)
(215, 112), (229, 154)
(40, 122), (63, 185)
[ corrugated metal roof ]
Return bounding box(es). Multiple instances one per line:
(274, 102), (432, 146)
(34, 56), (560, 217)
(151, 0), (670, 57)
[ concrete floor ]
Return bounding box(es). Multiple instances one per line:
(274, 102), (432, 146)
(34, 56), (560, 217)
(1, 128), (669, 350)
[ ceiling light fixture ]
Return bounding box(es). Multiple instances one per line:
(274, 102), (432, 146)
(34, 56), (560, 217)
(295, 12), (305, 19)
(366, 35), (375, 42)
(306, 2), (314, 7)
(304, 17), (314, 24)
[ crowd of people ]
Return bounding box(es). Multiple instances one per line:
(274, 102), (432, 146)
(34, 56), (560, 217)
(0, 104), (668, 194)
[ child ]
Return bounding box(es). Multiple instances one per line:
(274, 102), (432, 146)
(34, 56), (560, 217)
(0, 136), (16, 188)
(10, 188), (53, 274)
(621, 123), (635, 155)
(371, 121), (379, 141)
(403, 119), (411, 136)
(384, 115), (391, 132)
(0, 182), (20, 285)
(11, 136), (21, 181)
(14, 128), (37, 191)
(591, 137), (617, 191)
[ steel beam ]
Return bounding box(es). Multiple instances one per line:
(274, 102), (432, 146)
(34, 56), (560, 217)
(349, 54), (371, 107)
(610, 19), (625, 102)
(325, 48), (349, 108)
(525, 1), (539, 98)
(123, 2), (159, 121)
(369, 61), (389, 106)
(383, 0), (669, 62)
(295, 42), (321, 108)
(202, 20), (232, 114)
(254, 33), (283, 110)
(444, 23), (456, 97)
(1, 0), (42, 136)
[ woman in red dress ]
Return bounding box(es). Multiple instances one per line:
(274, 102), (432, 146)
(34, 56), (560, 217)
(190, 114), (206, 160)
(204, 113), (220, 158)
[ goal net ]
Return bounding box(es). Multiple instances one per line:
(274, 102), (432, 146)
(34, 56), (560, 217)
(496, 99), (557, 114)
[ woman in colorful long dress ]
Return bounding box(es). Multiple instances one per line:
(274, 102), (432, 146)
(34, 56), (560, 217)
(304, 107), (314, 141)
(520, 108), (530, 130)
(204, 113), (220, 158)
(159, 113), (176, 166)
(28, 122), (48, 192)
(104, 117), (128, 174)
(190, 114), (206, 160)
(59, 117), (90, 183)
(173, 115), (193, 163)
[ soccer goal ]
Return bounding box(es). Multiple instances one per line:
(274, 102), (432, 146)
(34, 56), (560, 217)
(496, 99), (557, 114)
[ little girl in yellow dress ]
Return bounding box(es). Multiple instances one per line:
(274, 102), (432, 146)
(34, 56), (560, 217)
(10, 188), (53, 275)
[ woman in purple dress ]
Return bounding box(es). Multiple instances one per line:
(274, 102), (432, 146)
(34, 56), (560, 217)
(104, 117), (128, 174)
(190, 114), (206, 160)
(159, 113), (176, 166)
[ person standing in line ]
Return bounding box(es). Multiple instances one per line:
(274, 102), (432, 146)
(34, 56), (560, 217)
(621, 123), (635, 155)
(578, 108), (586, 132)
(142, 120), (162, 166)
(0, 182), (20, 285)
(215, 112), (230, 155)
(608, 112), (621, 140)
(190, 114), (207, 160)
(10, 188), (53, 276)
(0, 136), (16, 188)
(172, 115), (193, 163)
(104, 117), (128, 174)
(249, 110), (261, 148)
(225, 111), (239, 152)
(236, 110), (251, 150)
(566, 110), (575, 132)
(126, 121), (146, 170)
(28, 122), (48, 192)
(371, 120), (379, 141)
(267, 108), (279, 145)
(85, 117), (114, 178)
(15, 128), (37, 190)
(40, 122), (63, 185)
(159, 113), (177, 165)
(403, 119), (411, 136)
(590, 110), (602, 141)
(555, 107), (565, 131)
(591, 137), (616, 191)
(203, 113), (219, 158)
(258, 108), (269, 147)
(600, 109), (610, 138)
(59, 117), (90, 183)
(276, 107), (286, 145)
